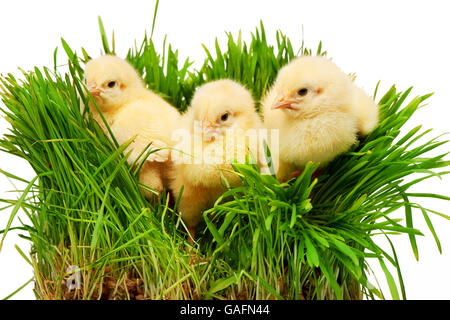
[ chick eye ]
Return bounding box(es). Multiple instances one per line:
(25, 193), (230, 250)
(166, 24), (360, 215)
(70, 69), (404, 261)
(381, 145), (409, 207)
(107, 81), (116, 88)
(220, 112), (229, 122)
(298, 88), (308, 96)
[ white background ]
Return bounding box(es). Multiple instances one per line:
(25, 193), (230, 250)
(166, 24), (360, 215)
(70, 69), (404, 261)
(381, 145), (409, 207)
(0, 0), (449, 300)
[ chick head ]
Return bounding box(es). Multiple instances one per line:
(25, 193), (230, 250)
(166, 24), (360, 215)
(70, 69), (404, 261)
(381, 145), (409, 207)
(269, 56), (354, 118)
(84, 55), (144, 111)
(190, 79), (258, 142)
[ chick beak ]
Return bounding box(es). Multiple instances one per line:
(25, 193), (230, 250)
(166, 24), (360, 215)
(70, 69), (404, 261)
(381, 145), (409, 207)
(202, 119), (220, 142)
(271, 95), (296, 110)
(87, 81), (101, 96)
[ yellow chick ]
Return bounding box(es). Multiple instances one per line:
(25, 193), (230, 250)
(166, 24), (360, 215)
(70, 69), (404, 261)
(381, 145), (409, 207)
(170, 79), (262, 239)
(83, 55), (180, 198)
(262, 55), (379, 181)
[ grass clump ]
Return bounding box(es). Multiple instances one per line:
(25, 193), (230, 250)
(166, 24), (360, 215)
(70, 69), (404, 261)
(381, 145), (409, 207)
(0, 63), (210, 299)
(0, 16), (449, 300)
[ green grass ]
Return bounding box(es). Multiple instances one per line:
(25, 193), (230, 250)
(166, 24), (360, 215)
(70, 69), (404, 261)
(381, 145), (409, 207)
(0, 15), (449, 300)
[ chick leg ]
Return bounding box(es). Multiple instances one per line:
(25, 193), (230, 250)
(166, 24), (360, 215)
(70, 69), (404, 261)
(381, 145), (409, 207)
(175, 184), (211, 243)
(276, 160), (298, 183)
(288, 170), (303, 180)
(139, 161), (164, 201)
(288, 168), (322, 181)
